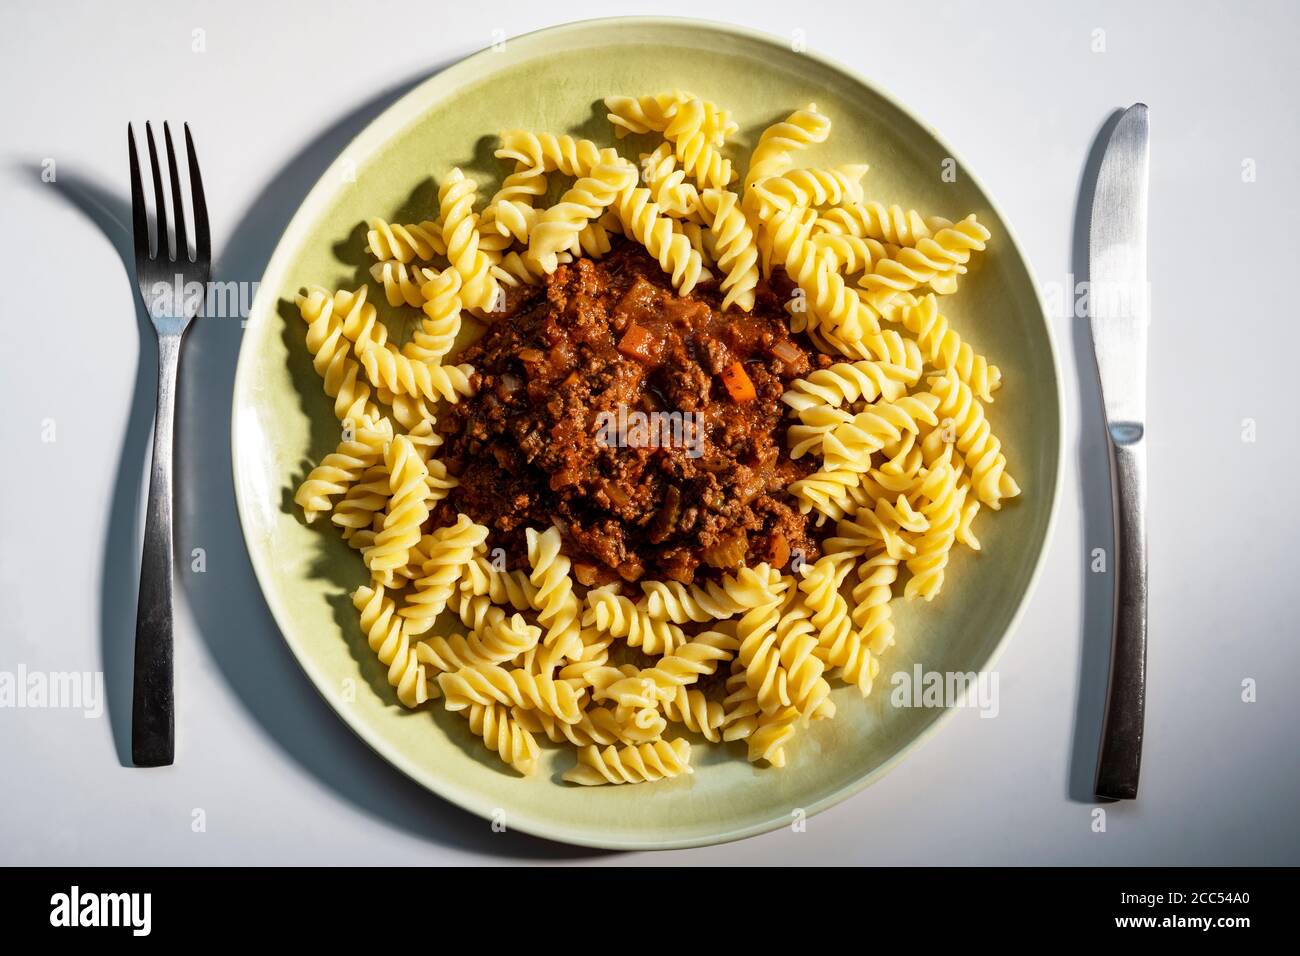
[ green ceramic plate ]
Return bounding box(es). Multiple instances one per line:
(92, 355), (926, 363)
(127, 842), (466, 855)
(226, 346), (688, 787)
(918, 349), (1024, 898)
(232, 16), (1063, 849)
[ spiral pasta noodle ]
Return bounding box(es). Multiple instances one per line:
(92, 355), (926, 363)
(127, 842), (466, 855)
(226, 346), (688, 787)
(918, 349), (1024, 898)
(663, 97), (735, 190)
(767, 206), (880, 341)
(819, 393), (941, 472)
(735, 599), (793, 714)
(781, 355), (920, 414)
(294, 416), (393, 523)
(512, 704), (625, 748)
(418, 609), (541, 673)
(773, 589), (834, 718)
(751, 165), (869, 221)
(461, 701), (540, 776)
(583, 587), (686, 657)
(295, 288), (382, 425)
(479, 161), (548, 243)
(357, 436), (428, 585)
(529, 159), (638, 273)
(699, 188), (759, 311)
(438, 662), (586, 724)
(612, 184), (708, 296)
(743, 103), (832, 193)
(401, 267), (462, 365)
(438, 168), (500, 313)
(353, 582), (430, 709)
(605, 90), (737, 146)
(819, 202), (942, 247)
(858, 215), (991, 307)
(639, 629), (738, 699)
(639, 142), (702, 219)
(925, 373), (1020, 509)
(525, 526), (583, 666)
(365, 217), (445, 263)
(368, 260), (435, 308)
(400, 514), (488, 635)
(902, 294), (1001, 402)
(903, 461), (967, 600)
(562, 739), (692, 786)
(329, 286), (476, 405)
(851, 549), (898, 655)
(747, 706), (801, 767)
(809, 230), (898, 277)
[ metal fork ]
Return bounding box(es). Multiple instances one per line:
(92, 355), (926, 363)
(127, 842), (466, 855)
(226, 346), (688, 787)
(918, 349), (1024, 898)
(128, 122), (210, 767)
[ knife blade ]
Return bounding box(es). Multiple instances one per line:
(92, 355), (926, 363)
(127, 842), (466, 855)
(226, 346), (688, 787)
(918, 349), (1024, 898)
(1089, 103), (1150, 800)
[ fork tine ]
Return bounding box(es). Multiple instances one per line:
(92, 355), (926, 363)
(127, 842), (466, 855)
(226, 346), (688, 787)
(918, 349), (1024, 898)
(145, 121), (169, 261)
(184, 124), (210, 266)
(127, 125), (150, 266)
(163, 123), (189, 263)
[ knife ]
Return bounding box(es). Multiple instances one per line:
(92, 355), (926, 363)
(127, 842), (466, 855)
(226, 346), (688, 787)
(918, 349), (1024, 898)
(1089, 103), (1150, 800)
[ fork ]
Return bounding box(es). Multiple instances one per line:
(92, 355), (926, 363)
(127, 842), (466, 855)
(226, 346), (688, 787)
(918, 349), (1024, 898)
(128, 122), (210, 767)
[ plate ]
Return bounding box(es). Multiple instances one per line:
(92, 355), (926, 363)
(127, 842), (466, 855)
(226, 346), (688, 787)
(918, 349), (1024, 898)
(232, 16), (1063, 849)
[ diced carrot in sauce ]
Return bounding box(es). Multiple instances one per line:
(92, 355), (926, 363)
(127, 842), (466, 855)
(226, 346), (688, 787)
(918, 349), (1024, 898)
(617, 323), (659, 363)
(720, 361), (757, 403)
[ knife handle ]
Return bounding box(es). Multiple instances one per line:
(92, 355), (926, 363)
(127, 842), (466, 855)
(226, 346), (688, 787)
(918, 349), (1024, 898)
(1095, 425), (1148, 799)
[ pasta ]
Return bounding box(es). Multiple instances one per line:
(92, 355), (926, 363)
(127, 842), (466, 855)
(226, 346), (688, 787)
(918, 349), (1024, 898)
(858, 215), (991, 307)
(781, 354), (920, 413)
(368, 260), (434, 308)
(662, 96), (735, 190)
(288, 89), (1019, 783)
(365, 217), (445, 263)
(353, 582), (430, 709)
(901, 294), (1001, 402)
(612, 184), (709, 295)
(401, 514), (488, 634)
(498, 131), (606, 178)
(640, 142), (702, 219)
(660, 687), (726, 741)
(699, 188), (759, 310)
(364, 435), (430, 585)
(525, 526), (583, 667)
(438, 663), (587, 724)
(607, 91), (736, 142)
(418, 611), (541, 671)
(639, 628), (738, 699)
(527, 156), (635, 272)
(818, 202), (941, 247)
(562, 740), (693, 786)
(925, 373), (1020, 509)
(402, 268), (463, 365)
(583, 587), (686, 656)
(751, 165), (870, 221)
(462, 702), (540, 776)
(438, 168), (500, 313)
(293, 416), (393, 523)
(743, 103), (832, 193)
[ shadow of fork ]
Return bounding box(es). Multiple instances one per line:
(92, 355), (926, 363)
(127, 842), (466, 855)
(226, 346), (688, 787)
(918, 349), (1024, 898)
(18, 167), (151, 768)
(26, 68), (610, 860)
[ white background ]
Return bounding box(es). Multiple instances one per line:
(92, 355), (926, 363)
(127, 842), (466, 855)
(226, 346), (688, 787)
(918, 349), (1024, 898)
(2, 0), (1297, 865)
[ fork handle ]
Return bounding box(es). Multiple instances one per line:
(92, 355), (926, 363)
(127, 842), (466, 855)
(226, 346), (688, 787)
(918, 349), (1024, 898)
(1095, 428), (1148, 799)
(132, 332), (181, 767)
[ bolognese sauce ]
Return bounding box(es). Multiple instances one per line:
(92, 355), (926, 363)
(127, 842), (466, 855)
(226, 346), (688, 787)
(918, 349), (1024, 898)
(435, 240), (828, 586)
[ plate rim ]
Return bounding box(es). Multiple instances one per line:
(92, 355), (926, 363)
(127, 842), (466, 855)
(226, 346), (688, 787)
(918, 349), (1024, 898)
(231, 14), (1066, 851)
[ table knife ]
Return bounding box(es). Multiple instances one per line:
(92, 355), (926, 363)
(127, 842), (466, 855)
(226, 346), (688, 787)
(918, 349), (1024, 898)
(1089, 103), (1150, 800)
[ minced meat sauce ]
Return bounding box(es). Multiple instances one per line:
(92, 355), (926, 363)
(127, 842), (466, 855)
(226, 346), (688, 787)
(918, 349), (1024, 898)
(433, 239), (826, 586)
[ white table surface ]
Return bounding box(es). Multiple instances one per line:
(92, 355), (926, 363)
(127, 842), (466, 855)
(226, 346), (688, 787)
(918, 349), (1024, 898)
(2, 0), (1297, 866)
